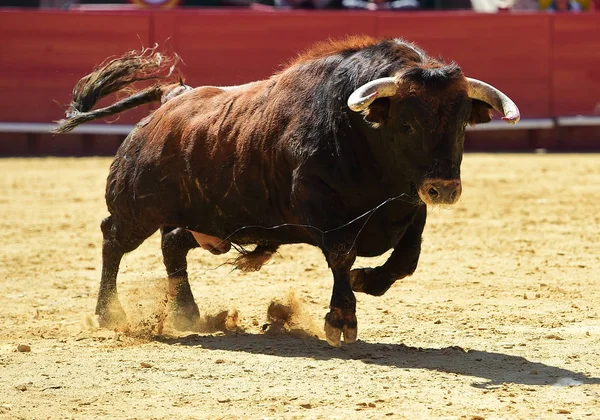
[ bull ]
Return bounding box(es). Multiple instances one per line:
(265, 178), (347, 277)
(55, 38), (519, 346)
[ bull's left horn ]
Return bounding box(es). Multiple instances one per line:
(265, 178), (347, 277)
(467, 78), (520, 124)
(348, 77), (398, 112)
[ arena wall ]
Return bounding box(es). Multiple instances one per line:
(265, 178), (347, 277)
(0, 9), (598, 155)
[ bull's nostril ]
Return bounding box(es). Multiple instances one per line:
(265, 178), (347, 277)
(428, 187), (439, 198)
(450, 189), (458, 200)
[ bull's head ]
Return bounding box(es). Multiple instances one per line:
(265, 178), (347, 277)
(347, 66), (519, 205)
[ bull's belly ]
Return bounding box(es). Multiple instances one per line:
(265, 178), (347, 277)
(177, 205), (315, 248)
(175, 198), (412, 257)
(187, 226), (399, 257)
(181, 201), (405, 256)
(186, 217), (405, 258)
(188, 228), (397, 257)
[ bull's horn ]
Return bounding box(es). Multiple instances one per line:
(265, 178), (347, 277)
(467, 78), (520, 124)
(348, 77), (398, 112)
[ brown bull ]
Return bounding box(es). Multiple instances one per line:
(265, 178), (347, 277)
(55, 38), (519, 346)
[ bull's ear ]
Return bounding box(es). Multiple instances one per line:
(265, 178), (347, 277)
(364, 98), (390, 126)
(468, 99), (492, 125)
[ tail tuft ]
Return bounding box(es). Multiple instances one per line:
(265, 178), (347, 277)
(54, 45), (182, 133)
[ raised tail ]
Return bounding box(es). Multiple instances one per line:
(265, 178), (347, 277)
(53, 45), (190, 134)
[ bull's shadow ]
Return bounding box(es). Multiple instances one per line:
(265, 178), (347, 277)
(156, 333), (600, 389)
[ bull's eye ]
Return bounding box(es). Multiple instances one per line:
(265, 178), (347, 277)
(400, 123), (414, 136)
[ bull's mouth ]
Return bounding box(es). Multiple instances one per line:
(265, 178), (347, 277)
(417, 178), (462, 205)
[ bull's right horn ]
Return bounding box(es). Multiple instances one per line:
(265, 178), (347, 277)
(347, 77), (398, 112)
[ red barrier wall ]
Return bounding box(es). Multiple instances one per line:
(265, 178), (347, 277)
(552, 14), (600, 116)
(0, 10), (152, 123)
(0, 9), (598, 154)
(152, 10), (379, 86)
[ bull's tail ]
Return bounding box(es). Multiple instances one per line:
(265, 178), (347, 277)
(53, 45), (186, 134)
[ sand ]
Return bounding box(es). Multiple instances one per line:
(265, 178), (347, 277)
(1, 154), (599, 419)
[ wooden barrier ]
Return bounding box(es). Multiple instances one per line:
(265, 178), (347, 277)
(0, 10), (153, 123)
(152, 10), (379, 86)
(0, 9), (598, 154)
(552, 14), (600, 116)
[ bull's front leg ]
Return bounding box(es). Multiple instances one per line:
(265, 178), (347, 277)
(350, 205), (426, 296)
(323, 249), (358, 347)
(293, 174), (361, 346)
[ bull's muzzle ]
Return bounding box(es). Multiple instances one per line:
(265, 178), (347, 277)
(418, 179), (462, 205)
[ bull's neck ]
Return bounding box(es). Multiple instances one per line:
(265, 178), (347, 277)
(347, 112), (414, 197)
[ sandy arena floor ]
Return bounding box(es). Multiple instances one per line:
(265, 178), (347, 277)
(1, 154), (599, 419)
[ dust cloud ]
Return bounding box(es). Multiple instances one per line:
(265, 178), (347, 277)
(264, 291), (323, 340)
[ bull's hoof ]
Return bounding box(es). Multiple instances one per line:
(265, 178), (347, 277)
(170, 302), (201, 332)
(324, 307), (357, 347)
(97, 302), (127, 330)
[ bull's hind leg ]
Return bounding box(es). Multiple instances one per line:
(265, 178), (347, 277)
(97, 215), (156, 328)
(161, 227), (201, 331)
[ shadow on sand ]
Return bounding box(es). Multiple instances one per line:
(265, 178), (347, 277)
(156, 332), (600, 389)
